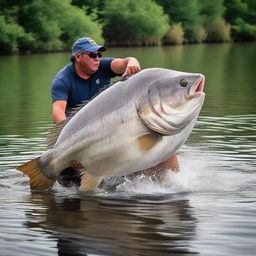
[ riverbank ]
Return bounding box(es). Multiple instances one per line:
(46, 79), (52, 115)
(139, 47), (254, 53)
(1, 0), (255, 54)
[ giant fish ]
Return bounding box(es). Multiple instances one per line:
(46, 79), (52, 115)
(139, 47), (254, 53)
(17, 68), (205, 191)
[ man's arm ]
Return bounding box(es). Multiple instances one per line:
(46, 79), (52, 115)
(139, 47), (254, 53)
(52, 100), (67, 124)
(111, 57), (141, 77)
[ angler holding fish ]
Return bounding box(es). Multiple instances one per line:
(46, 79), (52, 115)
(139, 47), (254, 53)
(52, 37), (143, 186)
(17, 37), (204, 191)
(52, 37), (179, 187)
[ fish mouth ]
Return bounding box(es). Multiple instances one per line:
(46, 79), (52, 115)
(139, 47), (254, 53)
(189, 75), (205, 97)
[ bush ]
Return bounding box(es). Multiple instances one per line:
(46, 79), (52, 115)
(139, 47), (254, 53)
(164, 23), (184, 45)
(232, 18), (256, 41)
(155, 0), (202, 43)
(193, 27), (207, 43)
(19, 0), (103, 52)
(199, 0), (225, 25)
(103, 0), (169, 46)
(205, 19), (231, 42)
(0, 0), (103, 53)
(54, 0), (103, 48)
(0, 15), (34, 54)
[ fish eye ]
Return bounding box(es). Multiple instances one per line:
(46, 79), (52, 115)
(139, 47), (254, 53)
(180, 79), (188, 87)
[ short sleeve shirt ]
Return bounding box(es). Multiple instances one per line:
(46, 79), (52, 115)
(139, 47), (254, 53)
(51, 58), (118, 112)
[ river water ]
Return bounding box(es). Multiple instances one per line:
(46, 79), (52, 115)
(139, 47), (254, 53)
(0, 43), (255, 256)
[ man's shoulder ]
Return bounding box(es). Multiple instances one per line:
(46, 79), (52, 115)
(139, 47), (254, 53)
(98, 57), (118, 78)
(100, 57), (114, 65)
(52, 63), (77, 89)
(55, 63), (74, 80)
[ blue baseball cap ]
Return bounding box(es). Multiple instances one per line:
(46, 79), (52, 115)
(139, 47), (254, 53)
(72, 37), (106, 54)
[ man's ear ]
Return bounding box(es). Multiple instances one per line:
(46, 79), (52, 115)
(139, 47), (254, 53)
(74, 54), (81, 62)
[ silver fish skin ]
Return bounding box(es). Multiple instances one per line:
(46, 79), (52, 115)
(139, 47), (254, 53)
(17, 68), (205, 191)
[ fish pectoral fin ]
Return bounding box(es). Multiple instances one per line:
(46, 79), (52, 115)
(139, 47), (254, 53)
(79, 170), (103, 191)
(136, 133), (162, 152)
(16, 158), (55, 190)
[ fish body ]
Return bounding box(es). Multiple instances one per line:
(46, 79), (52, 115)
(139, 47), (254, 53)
(17, 68), (205, 191)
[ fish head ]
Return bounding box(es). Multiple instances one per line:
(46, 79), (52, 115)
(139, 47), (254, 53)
(137, 69), (205, 135)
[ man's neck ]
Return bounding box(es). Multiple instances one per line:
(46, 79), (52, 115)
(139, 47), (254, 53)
(74, 63), (91, 80)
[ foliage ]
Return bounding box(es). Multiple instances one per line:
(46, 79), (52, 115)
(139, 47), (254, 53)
(223, 0), (248, 24)
(155, 0), (203, 42)
(205, 19), (231, 42)
(232, 18), (256, 41)
(71, 0), (105, 17)
(0, 15), (34, 54)
(199, 0), (225, 25)
(0, 0), (103, 53)
(223, 0), (256, 41)
(193, 27), (207, 43)
(163, 23), (184, 45)
(0, 0), (256, 54)
(102, 0), (169, 46)
(245, 0), (256, 25)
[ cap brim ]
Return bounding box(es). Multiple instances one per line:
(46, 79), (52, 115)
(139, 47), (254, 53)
(86, 45), (106, 52)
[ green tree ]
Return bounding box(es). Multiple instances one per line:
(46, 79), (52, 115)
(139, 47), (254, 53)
(223, 0), (248, 24)
(71, 0), (105, 16)
(223, 0), (256, 41)
(245, 0), (256, 25)
(0, 0), (103, 53)
(232, 18), (256, 40)
(0, 15), (34, 54)
(198, 0), (231, 42)
(18, 0), (103, 52)
(155, 0), (203, 42)
(102, 0), (169, 46)
(199, 0), (225, 25)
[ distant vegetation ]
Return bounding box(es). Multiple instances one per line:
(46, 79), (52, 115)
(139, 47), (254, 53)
(0, 0), (255, 54)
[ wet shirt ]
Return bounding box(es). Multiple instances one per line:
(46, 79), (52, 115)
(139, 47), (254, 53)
(51, 58), (118, 112)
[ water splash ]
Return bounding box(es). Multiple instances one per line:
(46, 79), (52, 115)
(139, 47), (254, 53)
(1, 115), (255, 200)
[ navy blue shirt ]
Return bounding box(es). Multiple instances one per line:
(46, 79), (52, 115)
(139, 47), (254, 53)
(51, 58), (118, 112)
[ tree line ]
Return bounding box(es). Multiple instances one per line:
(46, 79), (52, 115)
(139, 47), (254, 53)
(0, 0), (255, 54)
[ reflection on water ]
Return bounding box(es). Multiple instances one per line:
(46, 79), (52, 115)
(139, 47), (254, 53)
(24, 195), (197, 256)
(0, 114), (255, 256)
(0, 43), (256, 256)
(193, 115), (256, 167)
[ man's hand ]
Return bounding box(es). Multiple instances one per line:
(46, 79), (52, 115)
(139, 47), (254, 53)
(111, 57), (141, 77)
(122, 57), (141, 77)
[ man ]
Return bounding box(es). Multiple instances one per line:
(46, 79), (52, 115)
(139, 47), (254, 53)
(51, 37), (141, 124)
(51, 37), (179, 187)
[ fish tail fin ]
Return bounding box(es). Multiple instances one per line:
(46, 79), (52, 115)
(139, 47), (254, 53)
(17, 158), (55, 190)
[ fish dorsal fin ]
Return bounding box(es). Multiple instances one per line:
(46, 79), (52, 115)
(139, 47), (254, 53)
(46, 75), (135, 149)
(47, 119), (67, 148)
(46, 87), (111, 149)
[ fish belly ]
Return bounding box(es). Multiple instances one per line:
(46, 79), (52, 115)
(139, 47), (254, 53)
(76, 129), (176, 177)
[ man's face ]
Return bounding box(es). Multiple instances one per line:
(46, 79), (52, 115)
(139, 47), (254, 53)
(75, 51), (102, 75)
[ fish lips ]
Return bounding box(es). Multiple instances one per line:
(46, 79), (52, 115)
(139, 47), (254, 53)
(189, 74), (205, 98)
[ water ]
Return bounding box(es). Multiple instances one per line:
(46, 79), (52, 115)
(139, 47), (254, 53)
(0, 42), (255, 256)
